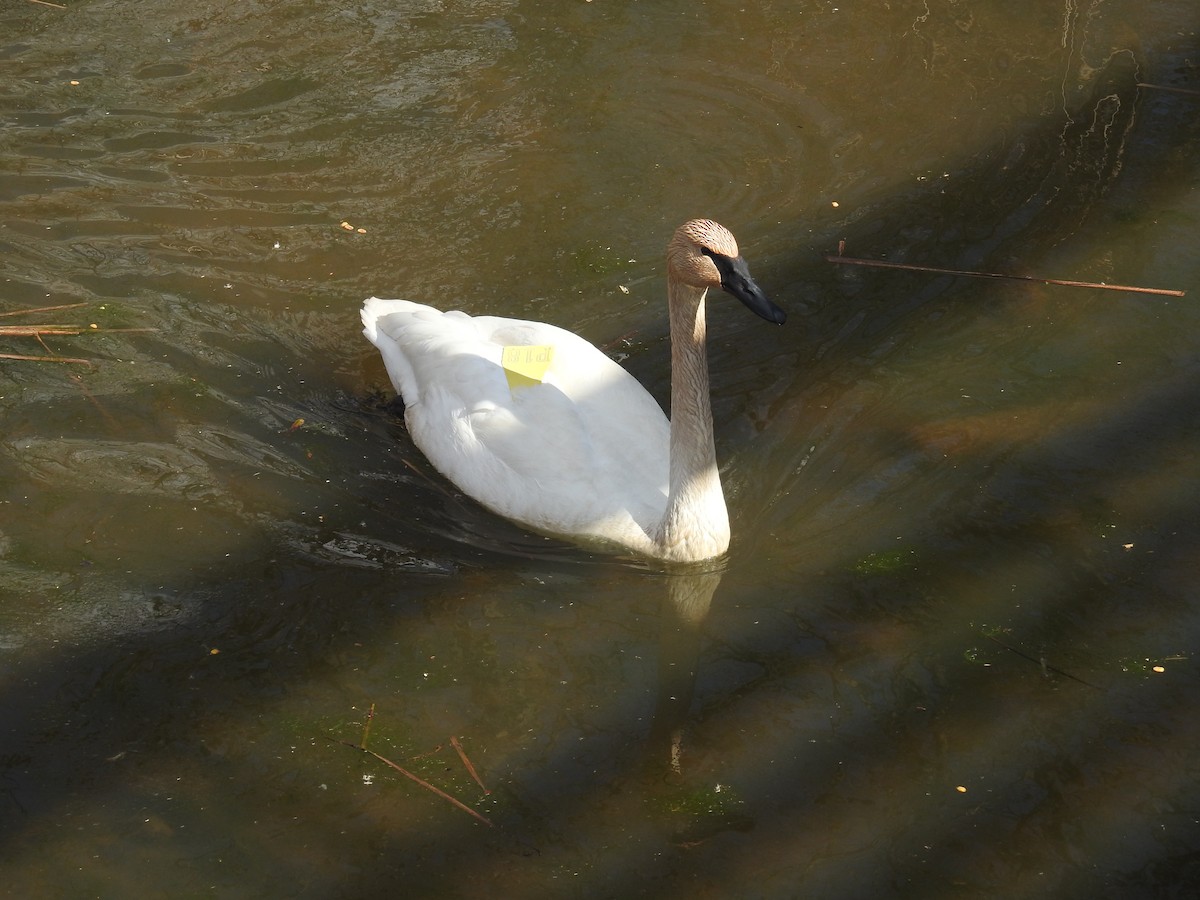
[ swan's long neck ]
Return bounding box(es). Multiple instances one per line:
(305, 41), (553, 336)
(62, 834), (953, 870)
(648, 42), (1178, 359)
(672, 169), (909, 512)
(654, 279), (731, 562)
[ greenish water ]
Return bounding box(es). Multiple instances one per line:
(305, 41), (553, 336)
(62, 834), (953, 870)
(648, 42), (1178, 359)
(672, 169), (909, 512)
(2, 0), (1199, 897)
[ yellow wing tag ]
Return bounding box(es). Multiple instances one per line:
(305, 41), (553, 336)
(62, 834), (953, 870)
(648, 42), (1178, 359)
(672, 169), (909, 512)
(502, 345), (554, 390)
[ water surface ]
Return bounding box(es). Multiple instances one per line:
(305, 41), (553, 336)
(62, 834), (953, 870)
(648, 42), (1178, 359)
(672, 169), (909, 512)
(2, 0), (1199, 897)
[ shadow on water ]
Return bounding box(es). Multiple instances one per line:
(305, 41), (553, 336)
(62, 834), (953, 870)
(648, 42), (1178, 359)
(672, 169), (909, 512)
(2, 1), (1200, 897)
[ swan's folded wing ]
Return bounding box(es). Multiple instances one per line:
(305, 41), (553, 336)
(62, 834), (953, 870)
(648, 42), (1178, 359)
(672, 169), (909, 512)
(411, 337), (669, 542)
(363, 298), (511, 408)
(363, 299), (670, 549)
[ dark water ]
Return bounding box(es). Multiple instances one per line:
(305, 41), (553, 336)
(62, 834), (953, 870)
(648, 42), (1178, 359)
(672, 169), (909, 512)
(2, 0), (1199, 897)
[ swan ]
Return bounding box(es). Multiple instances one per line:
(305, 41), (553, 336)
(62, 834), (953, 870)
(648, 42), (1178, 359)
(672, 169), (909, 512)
(361, 219), (785, 563)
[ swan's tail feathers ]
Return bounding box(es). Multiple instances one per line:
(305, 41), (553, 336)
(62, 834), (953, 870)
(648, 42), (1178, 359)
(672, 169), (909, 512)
(361, 297), (425, 340)
(361, 297), (425, 404)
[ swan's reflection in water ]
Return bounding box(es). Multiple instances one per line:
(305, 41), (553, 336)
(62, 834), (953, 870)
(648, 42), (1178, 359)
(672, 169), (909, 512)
(647, 570), (721, 772)
(641, 568), (758, 840)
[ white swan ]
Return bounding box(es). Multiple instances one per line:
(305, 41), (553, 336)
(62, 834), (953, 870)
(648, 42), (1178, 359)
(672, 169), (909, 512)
(361, 219), (785, 563)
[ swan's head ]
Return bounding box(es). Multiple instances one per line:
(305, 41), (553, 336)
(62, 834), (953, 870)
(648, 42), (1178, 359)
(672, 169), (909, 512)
(668, 219), (786, 324)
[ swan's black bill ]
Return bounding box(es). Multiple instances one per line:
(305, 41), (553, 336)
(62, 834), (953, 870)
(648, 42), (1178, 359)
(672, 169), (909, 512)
(705, 249), (787, 325)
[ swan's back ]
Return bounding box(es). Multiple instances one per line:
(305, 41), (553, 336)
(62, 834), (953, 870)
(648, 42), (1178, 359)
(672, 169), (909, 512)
(362, 297), (670, 553)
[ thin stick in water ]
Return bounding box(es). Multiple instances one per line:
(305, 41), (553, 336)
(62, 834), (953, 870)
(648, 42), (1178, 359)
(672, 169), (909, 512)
(0, 352), (92, 365)
(0, 325), (157, 336)
(332, 737), (494, 827)
(359, 703), (375, 750)
(1136, 82), (1200, 97)
(826, 254), (1186, 297)
(360, 744), (494, 827)
(983, 633), (1101, 689)
(451, 735), (491, 795)
(0, 325), (93, 336)
(0, 302), (89, 318)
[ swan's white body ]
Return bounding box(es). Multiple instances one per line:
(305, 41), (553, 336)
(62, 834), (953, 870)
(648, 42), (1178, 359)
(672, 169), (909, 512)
(361, 220), (784, 563)
(362, 298), (676, 555)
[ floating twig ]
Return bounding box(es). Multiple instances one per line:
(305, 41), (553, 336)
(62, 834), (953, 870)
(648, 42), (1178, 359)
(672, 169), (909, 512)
(1137, 82), (1200, 97)
(359, 703), (375, 750)
(328, 709), (493, 827)
(0, 304), (153, 367)
(826, 253), (1185, 297)
(0, 302), (88, 318)
(0, 351), (92, 365)
(451, 735), (491, 795)
(0, 325), (155, 336)
(1, 325), (93, 336)
(26, 0), (68, 8)
(335, 738), (494, 827)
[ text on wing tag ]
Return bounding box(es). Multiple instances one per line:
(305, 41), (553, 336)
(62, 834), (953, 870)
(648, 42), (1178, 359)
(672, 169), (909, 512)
(502, 345), (554, 390)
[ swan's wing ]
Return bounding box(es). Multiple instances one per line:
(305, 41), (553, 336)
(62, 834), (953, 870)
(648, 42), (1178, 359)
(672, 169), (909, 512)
(362, 299), (507, 408)
(362, 298), (669, 546)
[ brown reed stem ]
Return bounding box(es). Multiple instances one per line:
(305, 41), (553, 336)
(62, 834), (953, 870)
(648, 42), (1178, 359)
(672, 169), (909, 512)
(1136, 82), (1200, 97)
(451, 735), (491, 795)
(331, 736), (494, 827)
(0, 352), (92, 365)
(0, 303), (89, 318)
(826, 254), (1185, 297)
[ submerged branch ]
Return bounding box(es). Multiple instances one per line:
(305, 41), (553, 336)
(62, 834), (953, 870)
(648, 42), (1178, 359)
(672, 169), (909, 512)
(983, 633), (1102, 689)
